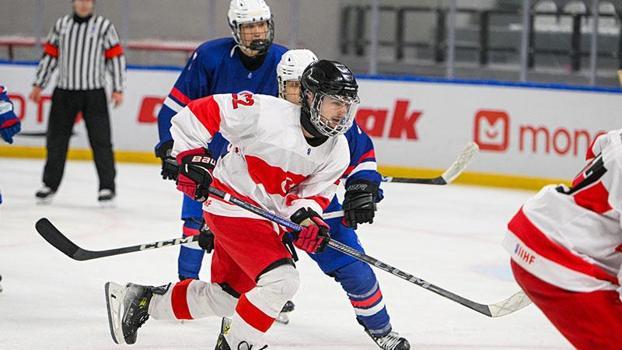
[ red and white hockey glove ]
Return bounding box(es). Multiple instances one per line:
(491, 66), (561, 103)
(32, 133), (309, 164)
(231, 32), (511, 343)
(290, 208), (330, 254)
(176, 148), (216, 202)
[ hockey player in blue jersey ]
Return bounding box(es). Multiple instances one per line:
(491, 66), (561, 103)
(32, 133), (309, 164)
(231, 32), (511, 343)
(0, 85), (22, 206)
(269, 49), (411, 350)
(154, 0), (288, 281)
(0, 85), (22, 294)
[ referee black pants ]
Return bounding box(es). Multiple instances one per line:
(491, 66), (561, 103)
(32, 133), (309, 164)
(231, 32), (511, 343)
(43, 88), (116, 192)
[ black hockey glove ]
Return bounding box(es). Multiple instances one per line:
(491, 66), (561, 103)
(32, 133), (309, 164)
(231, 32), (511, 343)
(155, 139), (179, 181)
(198, 225), (214, 254)
(342, 181), (379, 229)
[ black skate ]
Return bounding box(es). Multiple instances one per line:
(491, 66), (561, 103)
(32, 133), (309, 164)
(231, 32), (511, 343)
(215, 317), (267, 350)
(276, 300), (295, 324)
(35, 186), (55, 204)
(98, 189), (116, 208)
(105, 282), (167, 345)
(366, 328), (411, 350)
(0, 274), (3, 293)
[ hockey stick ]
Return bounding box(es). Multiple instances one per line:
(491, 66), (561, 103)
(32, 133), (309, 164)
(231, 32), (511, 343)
(162, 142), (478, 186)
(206, 186), (531, 318)
(382, 142), (479, 185)
(34, 218), (199, 261)
(323, 142), (480, 220)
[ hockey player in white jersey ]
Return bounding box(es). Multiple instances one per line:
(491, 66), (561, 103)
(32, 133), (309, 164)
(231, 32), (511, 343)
(268, 49), (410, 349)
(504, 129), (622, 349)
(105, 60), (358, 349)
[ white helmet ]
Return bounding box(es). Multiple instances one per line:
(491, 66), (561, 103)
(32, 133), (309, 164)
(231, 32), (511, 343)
(277, 49), (318, 99)
(228, 0), (274, 54)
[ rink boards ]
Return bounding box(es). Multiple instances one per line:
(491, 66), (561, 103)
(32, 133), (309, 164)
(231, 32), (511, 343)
(1, 62), (620, 189)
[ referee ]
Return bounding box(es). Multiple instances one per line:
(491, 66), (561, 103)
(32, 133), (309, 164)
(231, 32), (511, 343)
(29, 0), (126, 205)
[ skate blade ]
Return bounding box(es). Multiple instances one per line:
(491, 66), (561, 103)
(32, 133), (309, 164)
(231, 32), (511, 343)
(99, 200), (116, 209)
(275, 312), (290, 325)
(36, 197), (54, 205)
(105, 282), (126, 345)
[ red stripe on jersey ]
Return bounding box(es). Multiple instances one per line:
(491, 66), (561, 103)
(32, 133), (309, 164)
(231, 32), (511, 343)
(104, 44), (124, 59)
(235, 294), (274, 333)
(43, 42), (59, 58)
(284, 193), (331, 211)
(170, 87), (191, 105)
(171, 279), (193, 320)
(585, 138), (597, 160)
(210, 178), (262, 208)
(357, 149), (376, 163)
(0, 86), (4, 94)
(245, 155), (307, 197)
(182, 225), (200, 237)
(509, 208), (619, 285)
(572, 181), (612, 215)
(188, 96), (221, 136)
(0, 119), (19, 129)
(351, 289), (383, 308)
(343, 150), (376, 177)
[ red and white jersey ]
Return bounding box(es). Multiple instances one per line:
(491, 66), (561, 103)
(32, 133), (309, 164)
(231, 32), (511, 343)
(504, 129), (622, 294)
(170, 92), (349, 220)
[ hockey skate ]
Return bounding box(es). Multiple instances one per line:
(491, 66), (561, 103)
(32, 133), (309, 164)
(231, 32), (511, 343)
(275, 300), (295, 324)
(35, 186), (55, 205)
(98, 189), (116, 208)
(105, 282), (167, 344)
(215, 317), (267, 350)
(0, 274), (3, 293)
(366, 328), (411, 350)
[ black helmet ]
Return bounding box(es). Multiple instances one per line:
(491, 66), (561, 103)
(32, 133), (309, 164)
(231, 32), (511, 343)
(300, 60), (360, 137)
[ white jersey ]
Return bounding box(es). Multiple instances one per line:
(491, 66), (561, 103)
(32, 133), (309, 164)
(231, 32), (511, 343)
(170, 93), (349, 221)
(504, 130), (622, 294)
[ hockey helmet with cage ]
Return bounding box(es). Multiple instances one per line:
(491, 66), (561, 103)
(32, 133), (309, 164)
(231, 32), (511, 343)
(300, 60), (360, 138)
(228, 0), (274, 55)
(277, 49), (318, 100)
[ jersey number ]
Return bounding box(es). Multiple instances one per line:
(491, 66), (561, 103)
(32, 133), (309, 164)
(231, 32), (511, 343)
(232, 93), (254, 109)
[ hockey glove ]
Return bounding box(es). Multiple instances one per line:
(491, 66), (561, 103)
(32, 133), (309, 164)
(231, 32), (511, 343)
(290, 207), (330, 254)
(0, 98), (20, 144)
(342, 181), (379, 229)
(198, 225), (214, 254)
(155, 139), (179, 181)
(176, 148), (216, 202)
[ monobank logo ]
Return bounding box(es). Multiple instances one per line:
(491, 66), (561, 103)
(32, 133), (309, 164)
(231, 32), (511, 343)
(474, 109), (605, 157)
(474, 110), (509, 151)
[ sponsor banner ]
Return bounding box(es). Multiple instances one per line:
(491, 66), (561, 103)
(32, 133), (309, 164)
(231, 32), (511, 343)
(1, 63), (620, 182)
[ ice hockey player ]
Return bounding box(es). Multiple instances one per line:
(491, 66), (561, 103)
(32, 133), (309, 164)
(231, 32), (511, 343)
(0, 85), (22, 293)
(269, 49), (410, 350)
(105, 60), (358, 349)
(0, 85), (21, 205)
(154, 0), (288, 283)
(504, 129), (622, 349)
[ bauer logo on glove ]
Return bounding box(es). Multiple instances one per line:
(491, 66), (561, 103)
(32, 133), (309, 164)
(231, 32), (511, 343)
(175, 148), (216, 202)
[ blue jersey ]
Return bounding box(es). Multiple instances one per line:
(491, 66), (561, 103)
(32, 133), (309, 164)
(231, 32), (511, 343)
(343, 122), (383, 193)
(0, 86), (18, 125)
(0, 85), (20, 139)
(157, 37), (288, 143)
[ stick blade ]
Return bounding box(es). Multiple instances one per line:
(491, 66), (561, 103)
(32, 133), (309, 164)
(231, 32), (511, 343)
(487, 290), (532, 318)
(441, 142), (479, 184)
(35, 218), (85, 260)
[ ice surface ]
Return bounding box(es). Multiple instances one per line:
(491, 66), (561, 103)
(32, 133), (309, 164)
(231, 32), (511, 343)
(0, 159), (571, 349)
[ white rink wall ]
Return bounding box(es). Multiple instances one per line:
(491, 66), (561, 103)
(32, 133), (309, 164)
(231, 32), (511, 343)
(1, 62), (620, 188)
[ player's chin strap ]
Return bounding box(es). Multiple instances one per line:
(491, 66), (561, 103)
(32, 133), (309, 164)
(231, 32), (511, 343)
(206, 186), (532, 318)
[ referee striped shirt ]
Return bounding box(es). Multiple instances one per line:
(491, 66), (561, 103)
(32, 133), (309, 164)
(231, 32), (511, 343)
(34, 14), (126, 92)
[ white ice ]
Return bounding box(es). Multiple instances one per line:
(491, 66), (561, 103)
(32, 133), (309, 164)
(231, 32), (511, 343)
(0, 158), (571, 349)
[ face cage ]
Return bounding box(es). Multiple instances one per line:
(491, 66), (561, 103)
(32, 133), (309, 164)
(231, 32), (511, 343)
(278, 77), (302, 103)
(231, 18), (274, 53)
(309, 93), (360, 137)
